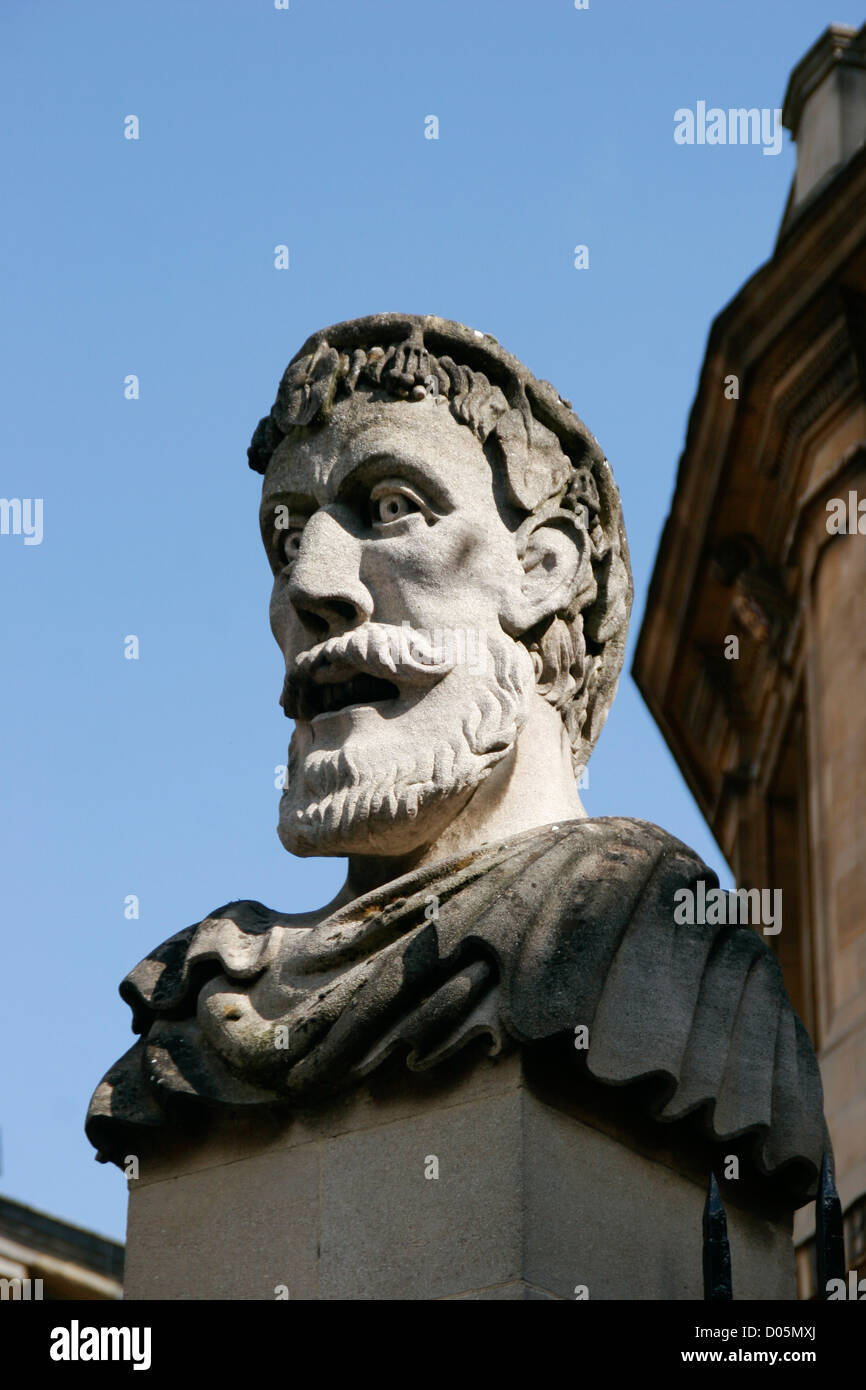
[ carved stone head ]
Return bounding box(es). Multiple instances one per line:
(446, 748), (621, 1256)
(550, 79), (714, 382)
(248, 314), (632, 859)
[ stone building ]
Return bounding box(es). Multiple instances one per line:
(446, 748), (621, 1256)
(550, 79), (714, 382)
(634, 23), (866, 1298)
(0, 1195), (123, 1300)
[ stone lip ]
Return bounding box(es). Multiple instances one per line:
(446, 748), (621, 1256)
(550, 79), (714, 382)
(85, 817), (829, 1205)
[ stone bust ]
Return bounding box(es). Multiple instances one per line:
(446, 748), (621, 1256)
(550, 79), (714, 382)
(86, 314), (826, 1199)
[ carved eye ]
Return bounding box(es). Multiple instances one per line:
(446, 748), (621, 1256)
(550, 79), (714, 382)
(375, 491), (416, 524)
(372, 489), (428, 530)
(279, 529), (303, 565)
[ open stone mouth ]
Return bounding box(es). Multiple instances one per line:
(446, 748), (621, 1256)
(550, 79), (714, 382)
(303, 673), (400, 720)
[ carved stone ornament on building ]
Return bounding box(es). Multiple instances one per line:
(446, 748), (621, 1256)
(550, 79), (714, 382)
(86, 314), (828, 1201)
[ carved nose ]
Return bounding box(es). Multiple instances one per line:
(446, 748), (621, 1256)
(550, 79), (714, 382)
(287, 511), (372, 638)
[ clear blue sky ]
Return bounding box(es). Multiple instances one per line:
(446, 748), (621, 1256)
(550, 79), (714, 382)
(1, 0), (852, 1243)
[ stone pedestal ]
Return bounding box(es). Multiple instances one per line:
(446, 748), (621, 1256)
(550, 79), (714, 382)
(122, 1046), (796, 1300)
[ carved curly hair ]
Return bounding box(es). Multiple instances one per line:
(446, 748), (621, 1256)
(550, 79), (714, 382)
(248, 314), (632, 778)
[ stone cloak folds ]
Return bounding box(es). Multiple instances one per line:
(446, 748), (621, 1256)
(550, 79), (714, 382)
(86, 817), (827, 1202)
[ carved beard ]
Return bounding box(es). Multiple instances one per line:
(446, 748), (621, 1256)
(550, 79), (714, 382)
(278, 624), (537, 857)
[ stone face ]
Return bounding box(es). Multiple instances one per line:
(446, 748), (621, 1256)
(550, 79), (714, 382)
(87, 312), (830, 1298)
(252, 317), (631, 864)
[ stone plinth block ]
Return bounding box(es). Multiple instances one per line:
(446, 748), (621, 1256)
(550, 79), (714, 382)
(122, 1048), (796, 1301)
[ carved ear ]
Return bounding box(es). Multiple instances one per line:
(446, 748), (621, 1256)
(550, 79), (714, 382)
(500, 516), (592, 637)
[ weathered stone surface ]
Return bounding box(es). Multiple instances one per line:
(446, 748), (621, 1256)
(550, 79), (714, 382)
(125, 1142), (320, 1301)
(122, 1051), (797, 1301)
(634, 28), (866, 1271)
(87, 313), (830, 1298)
(89, 818), (827, 1199)
(782, 24), (866, 214)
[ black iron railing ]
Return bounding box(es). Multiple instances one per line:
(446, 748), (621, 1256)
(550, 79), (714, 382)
(703, 1152), (845, 1300)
